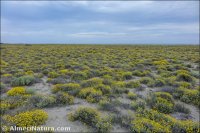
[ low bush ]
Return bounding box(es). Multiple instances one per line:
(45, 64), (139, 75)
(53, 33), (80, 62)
(55, 92), (74, 105)
(29, 95), (56, 108)
(176, 72), (194, 82)
(68, 107), (100, 127)
(81, 77), (103, 87)
(154, 78), (166, 87)
(0, 101), (11, 114)
(130, 100), (146, 110)
(0, 82), (6, 93)
(126, 81), (141, 88)
(71, 71), (87, 81)
(52, 83), (81, 95)
(11, 76), (36, 86)
(139, 77), (154, 85)
(147, 92), (174, 114)
(68, 107), (112, 132)
(95, 84), (111, 95)
(7, 87), (26, 96)
(174, 103), (190, 114)
(48, 71), (59, 78)
(130, 117), (170, 133)
(4, 109), (48, 127)
(136, 109), (199, 133)
(127, 92), (137, 100)
(98, 99), (116, 111)
(122, 72), (132, 80)
(78, 87), (102, 103)
(173, 87), (199, 106)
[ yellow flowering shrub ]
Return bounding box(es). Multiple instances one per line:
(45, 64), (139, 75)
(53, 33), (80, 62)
(2, 74), (12, 77)
(7, 87), (26, 96)
(78, 87), (102, 103)
(5, 109), (48, 127)
(153, 60), (169, 66)
(52, 83), (81, 95)
(0, 101), (11, 114)
(136, 109), (199, 133)
(127, 92), (137, 100)
(68, 107), (112, 132)
(130, 117), (170, 133)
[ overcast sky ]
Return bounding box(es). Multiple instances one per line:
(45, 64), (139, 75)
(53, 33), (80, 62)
(1, 1), (199, 44)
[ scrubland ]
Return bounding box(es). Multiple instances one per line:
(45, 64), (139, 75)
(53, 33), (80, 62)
(0, 45), (199, 132)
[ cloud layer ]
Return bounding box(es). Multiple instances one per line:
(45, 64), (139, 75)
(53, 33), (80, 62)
(1, 1), (199, 44)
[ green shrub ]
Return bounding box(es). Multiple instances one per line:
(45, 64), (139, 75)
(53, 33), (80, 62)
(132, 70), (143, 76)
(122, 72), (132, 80)
(29, 95), (56, 108)
(130, 100), (146, 110)
(95, 116), (112, 133)
(154, 78), (165, 87)
(153, 97), (174, 114)
(52, 83), (81, 95)
(174, 103), (190, 114)
(174, 87), (199, 106)
(68, 107), (112, 132)
(126, 81), (141, 88)
(81, 77), (103, 87)
(71, 71), (87, 81)
(130, 118), (170, 133)
(98, 99), (115, 111)
(127, 92), (137, 100)
(55, 92), (74, 105)
(139, 77), (153, 84)
(0, 82), (6, 93)
(176, 73), (193, 82)
(48, 71), (59, 78)
(95, 84), (111, 95)
(68, 107), (100, 127)
(11, 76), (36, 86)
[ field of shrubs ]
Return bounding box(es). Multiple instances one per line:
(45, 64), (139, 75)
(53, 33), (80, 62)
(0, 44), (199, 132)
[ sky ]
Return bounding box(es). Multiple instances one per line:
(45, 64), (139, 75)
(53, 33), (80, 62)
(1, 1), (199, 44)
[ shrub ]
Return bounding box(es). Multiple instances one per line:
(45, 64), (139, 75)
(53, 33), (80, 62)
(71, 71), (87, 81)
(29, 95), (56, 108)
(95, 84), (111, 95)
(155, 92), (174, 103)
(136, 109), (199, 133)
(81, 77), (103, 87)
(122, 72), (132, 80)
(178, 81), (192, 89)
(0, 101), (11, 114)
(153, 60), (169, 65)
(130, 100), (146, 110)
(78, 87), (102, 103)
(154, 78), (166, 87)
(147, 92), (174, 114)
(130, 118), (170, 133)
(55, 92), (74, 105)
(4, 110), (48, 127)
(139, 77), (153, 85)
(0, 82), (6, 93)
(68, 107), (100, 127)
(174, 87), (199, 106)
(126, 81), (141, 88)
(127, 92), (137, 100)
(48, 71), (59, 78)
(132, 70), (144, 76)
(98, 99), (115, 111)
(95, 116), (112, 133)
(176, 73), (193, 82)
(7, 87), (26, 96)
(52, 83), (81, 95)
(153, 97), (174, 114)
(11, 76), (36, 86)
(174, 103), (190, 114)
(68, 107), (112, 132)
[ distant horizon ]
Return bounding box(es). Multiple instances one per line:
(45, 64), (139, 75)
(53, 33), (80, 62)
(1, 1), (199, 44)
(1, 42), (199, 46)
